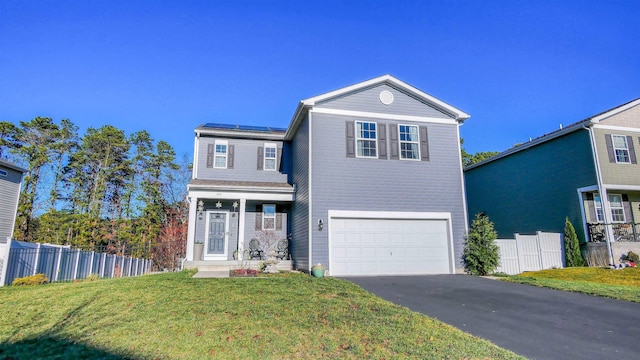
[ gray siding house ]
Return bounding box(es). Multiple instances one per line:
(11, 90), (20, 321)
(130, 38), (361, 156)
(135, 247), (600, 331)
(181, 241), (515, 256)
(0, 160), (25, 242)
(186, 75), (470, 275)
(465, 98), (640, 265)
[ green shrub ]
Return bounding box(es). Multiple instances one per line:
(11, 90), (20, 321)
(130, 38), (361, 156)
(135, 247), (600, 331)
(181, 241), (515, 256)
(626, 251), (639, 263)
(462, 213), (500, 276)
(12, 273), (49, 286)
(564, 217), (585, 267)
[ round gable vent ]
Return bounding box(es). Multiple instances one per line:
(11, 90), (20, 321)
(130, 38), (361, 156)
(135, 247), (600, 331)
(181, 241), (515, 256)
(379, 90), (394, 105)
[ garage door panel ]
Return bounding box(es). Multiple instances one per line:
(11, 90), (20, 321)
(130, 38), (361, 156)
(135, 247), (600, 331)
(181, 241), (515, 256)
(330, 217), (452, 276)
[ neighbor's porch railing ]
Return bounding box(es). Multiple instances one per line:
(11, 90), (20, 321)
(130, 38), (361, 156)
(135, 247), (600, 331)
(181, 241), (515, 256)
(587, 223), (640, 243)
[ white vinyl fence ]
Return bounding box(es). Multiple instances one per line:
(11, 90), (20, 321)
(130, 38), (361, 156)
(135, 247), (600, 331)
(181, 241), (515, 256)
(495, 232), (563, 275)
(0, 239), (152, 286)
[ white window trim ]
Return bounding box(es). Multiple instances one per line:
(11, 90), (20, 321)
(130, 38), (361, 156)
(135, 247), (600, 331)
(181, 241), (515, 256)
(398, 124), (421, 161)
(214, 140), (228, 169)
(264, 143), (277, 171)
(262, 204), (276, 230)
(594, 193), (626, 223)
(355, 121), (378, 159)
(612, 134), (630, 164)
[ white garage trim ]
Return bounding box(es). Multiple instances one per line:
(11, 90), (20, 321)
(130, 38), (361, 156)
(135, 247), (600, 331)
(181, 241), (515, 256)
(327, 210), (455, 276)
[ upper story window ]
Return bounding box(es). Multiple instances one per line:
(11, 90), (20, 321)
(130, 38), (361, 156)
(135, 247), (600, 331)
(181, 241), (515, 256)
(399, 124), (420, 160)
(0, 169), (7, 177)
(262, 204), (276, 230)
(355, 121), (377, 158)
(612, 135), (630, 163)
(214, 140), (228, 169)
(264, 143), (277, 171)
(594, 193), (626, 223)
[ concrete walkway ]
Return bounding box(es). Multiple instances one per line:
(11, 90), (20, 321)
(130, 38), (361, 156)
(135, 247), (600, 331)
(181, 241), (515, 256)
(345, 274), (640, 359)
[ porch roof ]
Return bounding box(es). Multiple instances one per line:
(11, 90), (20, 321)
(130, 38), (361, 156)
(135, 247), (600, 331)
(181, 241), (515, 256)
(188, 179), (295, 196)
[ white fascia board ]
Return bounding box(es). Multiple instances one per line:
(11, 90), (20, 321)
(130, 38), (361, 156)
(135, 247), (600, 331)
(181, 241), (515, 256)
(328, 210), (452, 220)
(592, 124), (640, 133)
(284, 102), (311, 140)
(187, 184), (294, 194)
(310, 108), (459, 125)
(188, 189), (294, 202)
(601, 184), (640, 191)
(577, 185), (599, 193)
(590, 99), (640, 123)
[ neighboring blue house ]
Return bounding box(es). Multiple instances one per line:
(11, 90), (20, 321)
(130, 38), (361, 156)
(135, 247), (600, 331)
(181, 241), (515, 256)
(185, 75), (470, 276)
(465, 98), (640, 265)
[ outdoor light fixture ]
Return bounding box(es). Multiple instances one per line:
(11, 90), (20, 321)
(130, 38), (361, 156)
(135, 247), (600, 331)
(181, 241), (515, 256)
(197, 200), (204, 220)
(318, 219), (323, 231)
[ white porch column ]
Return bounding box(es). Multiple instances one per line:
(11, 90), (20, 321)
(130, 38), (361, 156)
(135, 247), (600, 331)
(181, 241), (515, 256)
(600, 188), (616, 264)
(237, 198), (247, 260)
(186, 196), (198, 261)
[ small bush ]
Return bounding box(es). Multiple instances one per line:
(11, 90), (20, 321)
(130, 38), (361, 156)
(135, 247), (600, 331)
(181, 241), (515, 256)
(12, 273), (49, 286)
(626, 251), (639, 263)
(86, 273), (100, 282)
(564, 217), (585, 267)
(462, 213), (500, 276)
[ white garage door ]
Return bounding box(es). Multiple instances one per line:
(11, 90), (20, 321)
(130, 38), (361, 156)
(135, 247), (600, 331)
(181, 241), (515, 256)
(330, 217), (452, 276)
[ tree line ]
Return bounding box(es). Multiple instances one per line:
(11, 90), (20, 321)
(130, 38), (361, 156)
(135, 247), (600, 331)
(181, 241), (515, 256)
(0, 117), (189, 257)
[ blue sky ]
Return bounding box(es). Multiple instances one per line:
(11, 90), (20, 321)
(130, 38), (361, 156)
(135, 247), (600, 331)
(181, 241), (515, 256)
(1, 0), (639, 159)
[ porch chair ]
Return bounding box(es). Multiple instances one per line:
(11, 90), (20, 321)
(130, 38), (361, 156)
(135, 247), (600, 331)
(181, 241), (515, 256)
(276, 239), (288, 260)
(248, 239), (264, 260)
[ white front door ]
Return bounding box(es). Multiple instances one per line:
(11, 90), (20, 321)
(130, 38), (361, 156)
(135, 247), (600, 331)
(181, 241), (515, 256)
(205, 211), (229, 259)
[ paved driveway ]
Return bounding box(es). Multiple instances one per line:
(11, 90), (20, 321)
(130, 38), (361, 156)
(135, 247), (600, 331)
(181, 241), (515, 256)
(344, 275), (640, 359)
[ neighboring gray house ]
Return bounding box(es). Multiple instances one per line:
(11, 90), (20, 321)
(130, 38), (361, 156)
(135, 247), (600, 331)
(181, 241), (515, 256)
(0, 160), (25, 242)
(185, 75), (470, 276)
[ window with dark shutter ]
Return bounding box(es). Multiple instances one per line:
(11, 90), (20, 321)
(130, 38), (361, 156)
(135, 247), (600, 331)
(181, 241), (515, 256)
(378, 124), (387, 159)
(228, 145), (235, 169)
(345, 121), (355, 158)
(419, 126), (430, 161)
(389, 125), (399, 160)
(605, 134), (616, 163)
(206, 144), (214, 168)
(627, 136), (637, 164)
(257, 147), (264, 170)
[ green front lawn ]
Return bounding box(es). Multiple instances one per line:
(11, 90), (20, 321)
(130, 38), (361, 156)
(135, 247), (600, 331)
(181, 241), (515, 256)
(505, 267), (640, 302)
(0, 271), (520, 359)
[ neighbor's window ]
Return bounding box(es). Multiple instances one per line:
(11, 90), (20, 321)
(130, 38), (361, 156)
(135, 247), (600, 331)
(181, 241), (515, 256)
(594, 193), (626, 223)
(263, 204), (276, 230)
(0, 169), (6, 177)
(214, 140), (228, 168)
(399, 124), (420, 160)
(612, 135), (630, 163)
(355, 121), (377, 158)
(264, 143), (277, 171)
(609, 194), (626, 222)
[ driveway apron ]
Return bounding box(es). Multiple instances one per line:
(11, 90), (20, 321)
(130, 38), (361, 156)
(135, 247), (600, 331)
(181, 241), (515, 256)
(344, 275), (640, 359)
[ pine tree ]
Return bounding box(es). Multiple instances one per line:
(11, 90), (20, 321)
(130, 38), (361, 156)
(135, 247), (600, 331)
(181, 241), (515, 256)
(463, 213), (500, 276)
(564, 217), (585, 267)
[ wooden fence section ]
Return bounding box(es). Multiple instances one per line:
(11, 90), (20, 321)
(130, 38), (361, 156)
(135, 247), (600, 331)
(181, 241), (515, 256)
(0, 239), (152, 286)
(495, 232), (563, 275)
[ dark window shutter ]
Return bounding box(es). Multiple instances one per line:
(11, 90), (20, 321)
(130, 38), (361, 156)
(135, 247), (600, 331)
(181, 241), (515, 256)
(622, 194), (632, 222)
(277, 146), (283, 171)
(257, 147), (264, 170)
(228, 145), (235, 169)
(605, 134), (616, 163)
(378, 124), (387, 159)
(346, 121), (355, 158)
(626, 136), (637, 164)
(276, 213), (283, 230)
(585, 193), (597, 223)
(419, 126), (430, 161)
(389, 125), (399, 160)
(255, 205), (263, 230)
(207, 144), (214, 168)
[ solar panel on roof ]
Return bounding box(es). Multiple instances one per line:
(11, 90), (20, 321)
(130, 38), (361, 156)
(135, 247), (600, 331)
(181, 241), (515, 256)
(203, 123), (286, 132)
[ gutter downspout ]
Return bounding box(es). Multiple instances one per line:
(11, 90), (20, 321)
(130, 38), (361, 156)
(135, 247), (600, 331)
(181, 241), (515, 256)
(585, 125), (615, 265)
